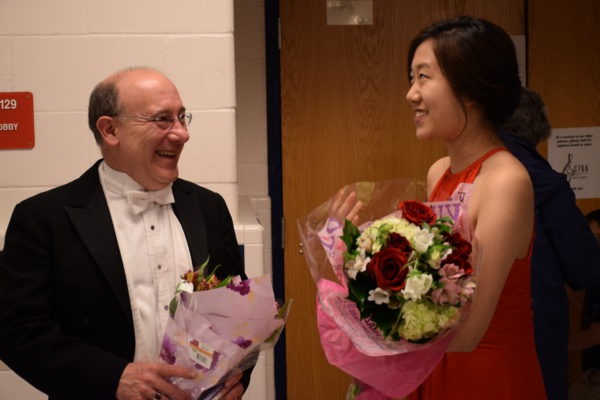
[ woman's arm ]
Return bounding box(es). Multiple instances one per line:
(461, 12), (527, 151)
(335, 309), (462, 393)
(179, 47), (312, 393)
(448, 164), (534, 351)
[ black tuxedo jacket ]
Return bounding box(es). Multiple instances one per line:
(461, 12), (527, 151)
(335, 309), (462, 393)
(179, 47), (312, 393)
(0, 160), (247, 399)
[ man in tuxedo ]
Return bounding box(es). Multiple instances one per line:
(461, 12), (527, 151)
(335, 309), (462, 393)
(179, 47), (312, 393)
(0, 68), (249, 400)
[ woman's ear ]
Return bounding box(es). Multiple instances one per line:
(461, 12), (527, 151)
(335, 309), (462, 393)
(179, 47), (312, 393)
(461, 97), (482, 117)
(96, 116), (119, 146)
(461, 96), (475, 109)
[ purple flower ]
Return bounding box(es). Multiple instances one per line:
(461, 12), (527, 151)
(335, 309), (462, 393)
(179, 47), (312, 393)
(227, 280), (251, 296)
(234, 336), (253, 349)
(160, 336), (177, 364)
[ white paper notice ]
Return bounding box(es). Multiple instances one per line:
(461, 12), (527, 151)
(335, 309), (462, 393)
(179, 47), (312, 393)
(548, 127), (600, 199)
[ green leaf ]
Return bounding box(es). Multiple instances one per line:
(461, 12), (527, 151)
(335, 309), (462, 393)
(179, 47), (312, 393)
(214, 275), (233, 288)
(204, 262), (225, 283)
(341, 219), (360, 250)
(168, 297), (179, 318)
(347, 277), (369, 310)
(437, 216), (454, 225)
(264, 299), (293, 343)
(196, 256), (210, 276)
(436, 223), (453, 234)
(276, 298), (294, 320)
(343, 250), (359, 264)
(369, 305), (399, 338)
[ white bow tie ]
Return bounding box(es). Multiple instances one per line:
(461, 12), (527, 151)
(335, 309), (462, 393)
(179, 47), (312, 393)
(125, 188), (175, 215)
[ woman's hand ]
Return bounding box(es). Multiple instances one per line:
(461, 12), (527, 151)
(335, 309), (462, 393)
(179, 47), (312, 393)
(329, 187), (363, 226)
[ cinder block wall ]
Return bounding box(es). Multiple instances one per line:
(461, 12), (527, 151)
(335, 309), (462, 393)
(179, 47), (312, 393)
(0, 1), (273, 398)
(0, 0), (239, 234)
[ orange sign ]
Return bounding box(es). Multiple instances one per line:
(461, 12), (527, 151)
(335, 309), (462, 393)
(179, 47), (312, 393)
(0, 92), (35, 149)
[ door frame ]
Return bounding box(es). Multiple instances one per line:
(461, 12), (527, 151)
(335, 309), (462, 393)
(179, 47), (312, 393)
(265, 2), (286, 399)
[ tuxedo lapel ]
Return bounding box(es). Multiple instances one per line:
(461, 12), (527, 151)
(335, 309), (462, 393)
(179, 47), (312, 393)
(59, 166), (208, 321)
(63, 163), (132, 323)
(171, 182), (209, 268)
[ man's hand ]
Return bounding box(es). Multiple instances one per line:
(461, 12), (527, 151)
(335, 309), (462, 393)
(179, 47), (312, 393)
(116, 362), (196, 400)
(214, 370), (245, 400)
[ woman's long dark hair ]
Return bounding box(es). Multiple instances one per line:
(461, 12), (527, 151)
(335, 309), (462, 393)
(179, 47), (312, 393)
(408, 16), (521, 128)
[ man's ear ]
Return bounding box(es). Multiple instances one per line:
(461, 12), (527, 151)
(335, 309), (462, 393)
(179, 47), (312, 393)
(96, 116), (119, 146)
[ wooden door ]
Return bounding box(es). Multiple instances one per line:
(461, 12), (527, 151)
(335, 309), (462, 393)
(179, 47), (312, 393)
(528, 0), (600, 387)
(280, 1), (524, 398)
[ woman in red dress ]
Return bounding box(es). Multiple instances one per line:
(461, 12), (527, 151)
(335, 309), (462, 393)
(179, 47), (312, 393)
(404, 17), (546, 399)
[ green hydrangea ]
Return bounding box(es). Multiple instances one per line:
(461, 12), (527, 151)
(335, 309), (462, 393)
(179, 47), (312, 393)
(396, 300), (458, 341)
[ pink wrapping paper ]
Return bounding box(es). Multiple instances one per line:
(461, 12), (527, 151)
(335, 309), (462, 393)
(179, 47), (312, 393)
(317, 280), (454, 399)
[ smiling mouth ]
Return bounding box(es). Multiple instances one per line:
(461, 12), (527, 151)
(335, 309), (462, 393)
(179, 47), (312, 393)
(415, 110), (427, 118)
(156, 150), (177, 158)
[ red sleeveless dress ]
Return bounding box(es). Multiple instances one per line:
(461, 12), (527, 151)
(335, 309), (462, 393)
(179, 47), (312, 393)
(408, 148), (546, 399)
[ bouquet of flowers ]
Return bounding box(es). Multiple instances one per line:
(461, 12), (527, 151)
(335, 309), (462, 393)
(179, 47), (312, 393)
(298, 179), (476, 399)
(160, 259), (291, 399)
(342, 199), (475, 343)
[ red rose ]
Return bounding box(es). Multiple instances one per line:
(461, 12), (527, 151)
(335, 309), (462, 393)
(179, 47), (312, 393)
(397, 200), (437, 226)
(447, 232), (472, 259)
(441, 254), (473, 275)
(367, 247), (409, 291)
(387, 233), (413, 258)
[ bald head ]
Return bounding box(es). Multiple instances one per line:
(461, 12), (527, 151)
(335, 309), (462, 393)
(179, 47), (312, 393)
(87, 67), (175, 144)
(89, 67), (188, 190)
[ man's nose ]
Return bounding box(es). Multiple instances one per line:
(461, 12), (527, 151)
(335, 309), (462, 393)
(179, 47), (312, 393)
(168, 122), (190, 143)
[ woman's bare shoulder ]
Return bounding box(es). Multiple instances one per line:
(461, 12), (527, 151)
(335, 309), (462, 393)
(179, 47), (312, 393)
(477, 150), (533, 204)
(480, 150), (531, 187)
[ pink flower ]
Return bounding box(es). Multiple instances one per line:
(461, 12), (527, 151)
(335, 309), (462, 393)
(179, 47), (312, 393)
(431, 264), (464, 305)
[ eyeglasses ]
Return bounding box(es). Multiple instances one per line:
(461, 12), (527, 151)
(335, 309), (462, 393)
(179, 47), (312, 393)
(114, 112), (192, 130)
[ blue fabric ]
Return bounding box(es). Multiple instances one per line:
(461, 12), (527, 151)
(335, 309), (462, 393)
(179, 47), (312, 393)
(502, 132), (600, 400)
(582, 285), (600, 371)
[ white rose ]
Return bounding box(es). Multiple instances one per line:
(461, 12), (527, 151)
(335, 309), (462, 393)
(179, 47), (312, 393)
(412, 228), (435, 253)
(402, 273), (433, 301)
(395, 221), (418, 237)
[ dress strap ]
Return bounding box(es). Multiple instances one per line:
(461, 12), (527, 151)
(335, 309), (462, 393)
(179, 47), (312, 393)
(429, 147), (507, 201)
(461, 147), (507, 184)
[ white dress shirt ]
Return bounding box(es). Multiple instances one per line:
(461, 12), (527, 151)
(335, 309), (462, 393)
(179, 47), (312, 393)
(98, 161), (193, 361)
